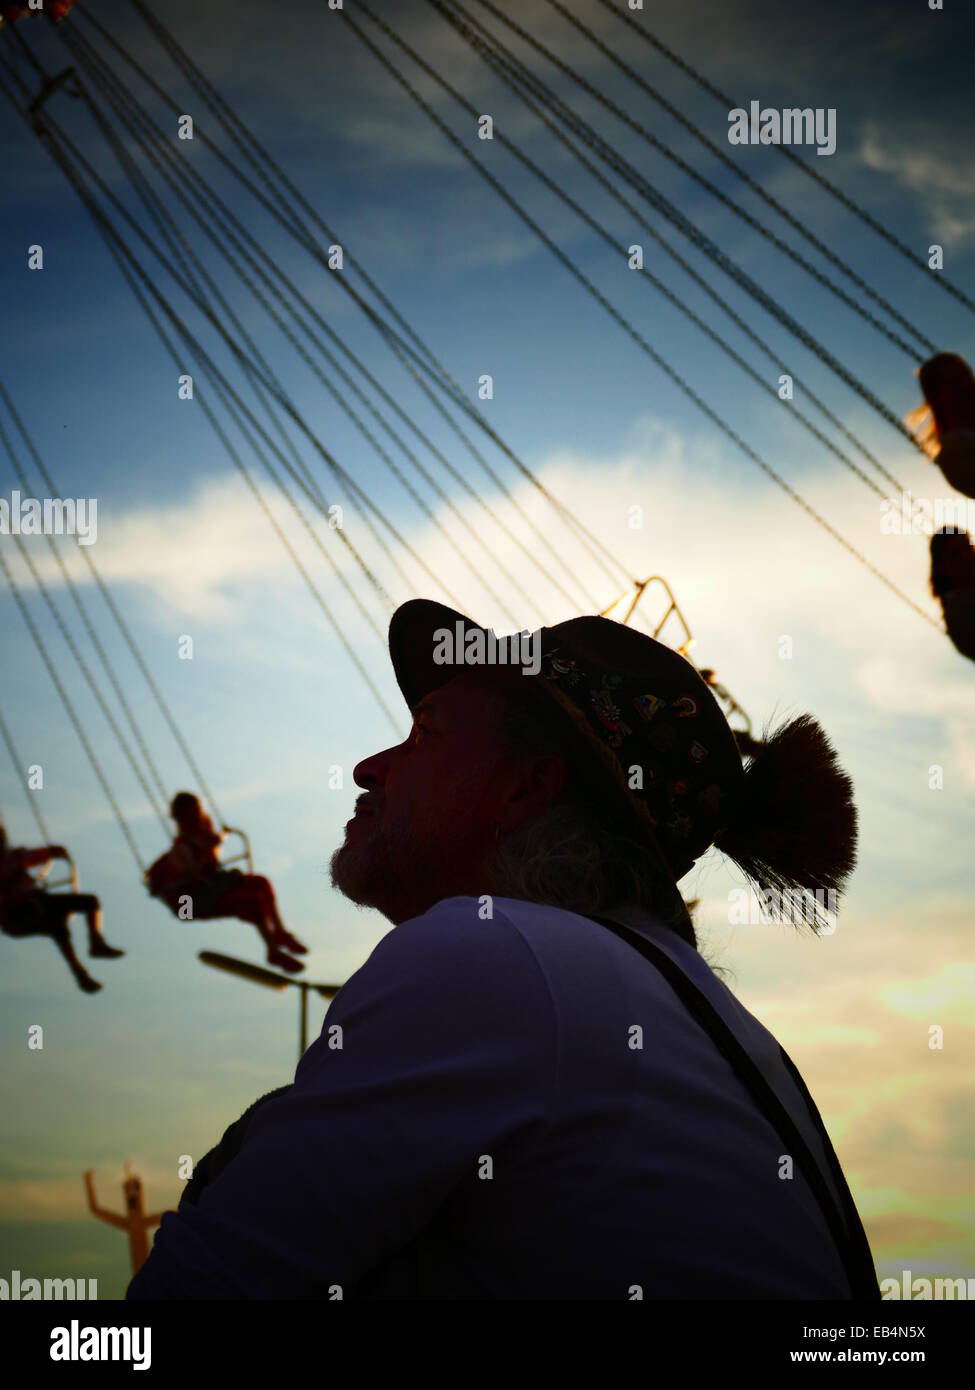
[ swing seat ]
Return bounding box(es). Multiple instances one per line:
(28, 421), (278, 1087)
(935, 430), (975, 501)
(152, 868), (247, 920)
(214, 826), (253, 874)
(144, 827), (253, 910)
(942, 590), (975, 664)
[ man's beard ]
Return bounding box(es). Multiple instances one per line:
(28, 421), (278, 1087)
(330, 815), (438, 921)
(331, 753), (500, 921)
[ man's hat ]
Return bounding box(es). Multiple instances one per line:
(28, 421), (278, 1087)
(389, 599), (747, 884)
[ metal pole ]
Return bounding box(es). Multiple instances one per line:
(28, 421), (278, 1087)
(198, 952), (341, 1066)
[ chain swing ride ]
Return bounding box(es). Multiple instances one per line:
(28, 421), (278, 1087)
(1, 0), (973, 991)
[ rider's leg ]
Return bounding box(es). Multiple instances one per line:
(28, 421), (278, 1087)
(47, 913), (102, 994)
(252, 876), (308, 954)
(59, 893), (124, 958)
(214, 879), (303, 972)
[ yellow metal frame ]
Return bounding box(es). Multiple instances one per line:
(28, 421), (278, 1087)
(33, 853), (80, 895)
(600, 576), (754, 739)
(218, 826), (254, 875)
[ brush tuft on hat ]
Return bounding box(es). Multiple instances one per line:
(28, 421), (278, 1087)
(715, 714), (857, 932)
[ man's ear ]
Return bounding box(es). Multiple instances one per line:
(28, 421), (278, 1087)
(495, 753), (568, 834)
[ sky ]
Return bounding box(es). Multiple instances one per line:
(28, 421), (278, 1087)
(0, 0), (973, 1299)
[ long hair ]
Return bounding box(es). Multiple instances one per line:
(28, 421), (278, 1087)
(490, 678), (698, 943)
(493, 802), (698, 942)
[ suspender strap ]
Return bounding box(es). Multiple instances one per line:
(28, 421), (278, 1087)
(588, 913), (880, 1300)
(774, 1046), (880, 1297)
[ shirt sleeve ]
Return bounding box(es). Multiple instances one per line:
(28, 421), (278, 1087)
(126, 899), (557, 1299)
(178, 1086), (294, 1209)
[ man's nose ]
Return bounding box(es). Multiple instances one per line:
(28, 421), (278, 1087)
(353, 744), (399, 790)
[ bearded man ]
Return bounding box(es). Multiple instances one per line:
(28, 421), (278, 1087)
(128, 601), (878, 1301)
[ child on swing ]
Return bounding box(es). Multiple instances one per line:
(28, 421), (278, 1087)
(149, 793), (308, 974)
(0, 820), (123, 993)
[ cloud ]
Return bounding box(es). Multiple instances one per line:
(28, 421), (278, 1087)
(0, 1164), (180, 1223)
(0, 1178), (93, 1222)
(866, 1213), (969, 1253)
(859, 128), (975, 246)
(690, 883), (975, 1275)
(7, 411), (960, 682)
(4, 473), (388, 625)
(881, 965), (975, 1019)
(341, 115), (470, 172)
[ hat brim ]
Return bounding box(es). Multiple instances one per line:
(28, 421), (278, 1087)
(388, 599), (496, 710)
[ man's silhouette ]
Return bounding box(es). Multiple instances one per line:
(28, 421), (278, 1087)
(129, 601), (877, 1300)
